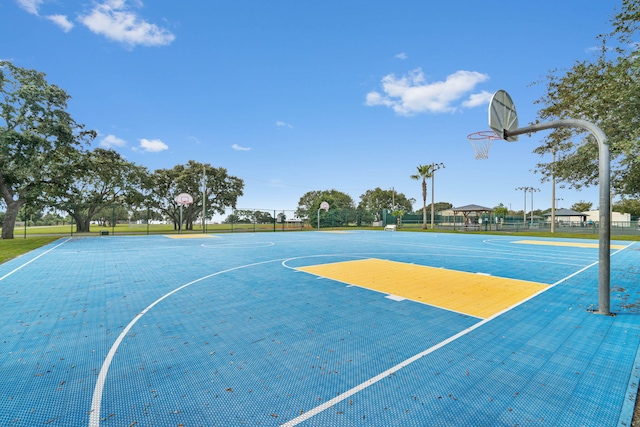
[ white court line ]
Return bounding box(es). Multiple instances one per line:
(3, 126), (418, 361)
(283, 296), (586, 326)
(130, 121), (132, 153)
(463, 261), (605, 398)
(280, 244), (634, 426)
(0, 238), (70, 282)
(87, 258), (286, 427)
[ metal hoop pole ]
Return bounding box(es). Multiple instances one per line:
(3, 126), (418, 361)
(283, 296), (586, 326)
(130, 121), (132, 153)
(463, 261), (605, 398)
(506, 119), (611, 315)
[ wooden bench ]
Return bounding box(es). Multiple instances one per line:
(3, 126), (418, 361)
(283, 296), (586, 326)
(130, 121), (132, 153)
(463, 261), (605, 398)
(384, 224), (397, 232)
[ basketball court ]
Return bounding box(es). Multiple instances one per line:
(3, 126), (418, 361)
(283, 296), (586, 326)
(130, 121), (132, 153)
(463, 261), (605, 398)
(0, 230), (638, 426)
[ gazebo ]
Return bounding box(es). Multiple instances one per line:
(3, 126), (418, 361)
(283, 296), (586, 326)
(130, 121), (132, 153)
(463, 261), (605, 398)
(543, 208), (587, 226)
(452, 204), (494, 231)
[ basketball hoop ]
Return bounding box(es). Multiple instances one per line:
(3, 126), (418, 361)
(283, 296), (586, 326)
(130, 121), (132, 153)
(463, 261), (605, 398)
(175, 193), (194, 206)
(174, 193), (193, 235)
(467, 131), (500, 160)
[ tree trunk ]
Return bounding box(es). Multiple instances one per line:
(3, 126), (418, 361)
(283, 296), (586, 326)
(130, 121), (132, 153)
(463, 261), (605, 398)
(1, 199), (25, 239)
(73, 212), (91, 232)
(422, 178), (427, 229)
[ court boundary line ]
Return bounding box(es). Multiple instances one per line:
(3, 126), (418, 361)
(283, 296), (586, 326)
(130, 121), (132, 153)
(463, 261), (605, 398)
(0, 238), (70, 282)
(88, 257), (287, 427)
(280, 244), (634, 426)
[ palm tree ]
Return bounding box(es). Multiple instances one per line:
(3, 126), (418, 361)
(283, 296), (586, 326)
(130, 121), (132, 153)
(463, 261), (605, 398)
(392, 209), (405, 227)
(410, 164), (433, 229)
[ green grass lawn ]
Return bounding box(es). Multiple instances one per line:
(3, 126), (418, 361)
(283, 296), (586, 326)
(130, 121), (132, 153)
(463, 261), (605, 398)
(5, 223), (284, 236)
(0, 236), (61, 264)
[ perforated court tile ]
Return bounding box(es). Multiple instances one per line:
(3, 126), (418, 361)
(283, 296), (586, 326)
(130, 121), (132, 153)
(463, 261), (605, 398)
(296, 258), (548, 318)
(514, 239), (627, 249)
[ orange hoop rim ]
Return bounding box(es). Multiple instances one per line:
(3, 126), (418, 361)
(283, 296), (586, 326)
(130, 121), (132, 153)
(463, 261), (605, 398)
(467, 130), (501, 141)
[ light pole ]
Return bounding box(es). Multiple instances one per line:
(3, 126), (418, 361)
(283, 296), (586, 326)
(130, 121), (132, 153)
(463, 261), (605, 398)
(515, 186), (531, 226)
(529, 188), (540, 226)
(202, 165), (207, 233)
(555, 198), (563, 209)
(430, 162), (445, 229)
(551, 149), (556, 233)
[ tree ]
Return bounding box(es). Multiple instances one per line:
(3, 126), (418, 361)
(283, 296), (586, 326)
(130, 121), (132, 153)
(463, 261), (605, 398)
(357, 187), (413, 221)
(149, 161), (243, 230)
(223, 213), (240, 224)
(392, 209), (405, 226)
(410, 165), (433, 229)
(52, 148), (147, 232)
(571, 200), (593, 212)
(424, 202), (453, 215)
(254, 211), (275, 224)
(613, 198), (640, 216)
(493, 203), (509, 218)
(0, 61), (95, 239)
(295, 189), (354, 227)
(533, 0), (640, 197)
(130, 208), (162, 223)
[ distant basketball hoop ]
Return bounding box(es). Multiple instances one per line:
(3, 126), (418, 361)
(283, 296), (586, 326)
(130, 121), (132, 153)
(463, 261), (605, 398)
(174, 193), (193, 235)
(317, 201), (330, 230)
(175, 193), (194, 206)
(467, 131), (500, 160)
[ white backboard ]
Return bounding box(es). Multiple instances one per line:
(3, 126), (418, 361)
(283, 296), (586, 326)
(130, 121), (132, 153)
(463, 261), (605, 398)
(175, 193), (194, 206)
(488, 90), (519, 142)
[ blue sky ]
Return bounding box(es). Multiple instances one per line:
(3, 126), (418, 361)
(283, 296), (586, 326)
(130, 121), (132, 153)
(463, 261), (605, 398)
(2, 0), (617, 215)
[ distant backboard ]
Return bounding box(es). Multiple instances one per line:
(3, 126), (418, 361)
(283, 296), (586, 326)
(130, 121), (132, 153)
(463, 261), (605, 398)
(489, 90), (519, 142)
(175, 193), (194, 206)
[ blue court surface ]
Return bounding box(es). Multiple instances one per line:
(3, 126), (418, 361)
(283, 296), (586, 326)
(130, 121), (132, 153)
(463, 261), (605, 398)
(0, 231), (639, 426)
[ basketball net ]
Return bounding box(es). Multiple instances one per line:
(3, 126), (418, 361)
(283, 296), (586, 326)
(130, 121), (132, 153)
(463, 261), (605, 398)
(467, 131), (500, 160)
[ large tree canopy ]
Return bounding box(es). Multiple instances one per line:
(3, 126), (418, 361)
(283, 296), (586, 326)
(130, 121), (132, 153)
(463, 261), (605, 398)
(0, 61), (95, 238)
(533, 0), (640, 197)
(296, 189), (355, 225)
(149, 161), (244, 230)
(357, 187), (413, 221)
(52, 148), (147, 232)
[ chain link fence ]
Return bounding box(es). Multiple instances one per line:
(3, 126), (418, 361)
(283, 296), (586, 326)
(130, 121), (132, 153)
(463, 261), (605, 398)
(7, 204), (640, 237)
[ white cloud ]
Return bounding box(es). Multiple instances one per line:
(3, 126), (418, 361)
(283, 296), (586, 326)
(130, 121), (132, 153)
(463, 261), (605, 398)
(275, 121), (293, 129)
(462, 90), (493, 108)
(232, 144), (250, 151)
(79, 0), (175, 47)
(394, 52), (408, 60)
(16, 0), (43, 15)
(365, 68), (490, 115)
(139, 138), (168, 152)
(46, 14), (74, 32)
(100, 134), (127, 148)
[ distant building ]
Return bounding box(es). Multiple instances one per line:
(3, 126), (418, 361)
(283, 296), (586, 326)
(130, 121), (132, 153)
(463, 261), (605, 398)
(583, 210), (631, 227)
(544, 209), (632, 227)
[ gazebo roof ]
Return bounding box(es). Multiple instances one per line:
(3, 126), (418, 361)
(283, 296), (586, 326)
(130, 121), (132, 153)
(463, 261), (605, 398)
(452, 204), (493, 212)
(543, 208), (586, 217)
